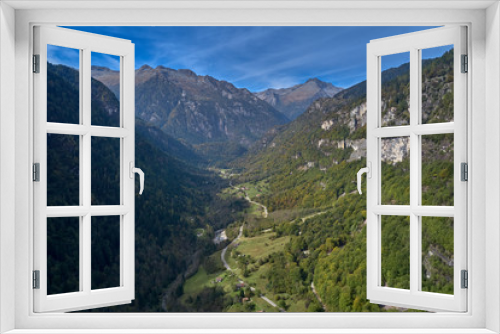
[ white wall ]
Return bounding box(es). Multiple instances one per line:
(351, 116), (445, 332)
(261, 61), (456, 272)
(0, 2), (16, 333)
(4, 4), (496, 332)
(486, 2), (500, 333)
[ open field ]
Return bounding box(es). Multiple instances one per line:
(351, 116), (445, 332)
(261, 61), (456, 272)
(238, 180), (270, 200)
(236, 232), (290, 261)
(182, 266), (222, 296)
(222, 180), (270, 200)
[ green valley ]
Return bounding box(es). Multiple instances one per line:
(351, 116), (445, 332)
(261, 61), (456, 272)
(47, 44), (455, 313)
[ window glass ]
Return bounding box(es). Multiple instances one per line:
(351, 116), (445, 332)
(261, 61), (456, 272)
(47, 134), (80, 206)
(422, 134), (454, 206)
(47, 217), (80, 295)
(91, 137), (120, 205)
(47, 45), (80, 124)
(91, 52), (121, 127)
(421, 45), (454, 124)
(381, 216), (410, 290)
(381, 52), (410, 127)
(381, 137), (410, 205)
(91, 216), (121, 290)
(421, 217), (454, 295)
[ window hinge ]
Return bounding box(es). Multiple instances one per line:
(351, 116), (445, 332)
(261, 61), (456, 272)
(461, 54), (468, 73)
(33, 270), (40, 289)
(33, 163), (40, 182)
(461, 270), (468, 289)
(33, 54), (40, 73)
(461, 162), (468, 181)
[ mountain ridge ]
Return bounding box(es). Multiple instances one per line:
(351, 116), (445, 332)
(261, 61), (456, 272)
(91, 65), (289, 156)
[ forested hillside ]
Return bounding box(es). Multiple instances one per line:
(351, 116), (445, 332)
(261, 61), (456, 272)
(47, 63), (246, 311)
(227, 49), (455, 311)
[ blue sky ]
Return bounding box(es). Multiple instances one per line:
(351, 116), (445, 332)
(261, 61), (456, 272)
(53, 26), (452, 92)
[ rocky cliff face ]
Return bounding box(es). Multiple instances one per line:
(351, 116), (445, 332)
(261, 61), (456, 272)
(92, 65), (289, 149)
(237, 50), (454, 179)
(255, 78), (343, 120)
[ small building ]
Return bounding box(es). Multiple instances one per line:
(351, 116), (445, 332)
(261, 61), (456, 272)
(236, 283), (245, 289)
(215, 277), (223, 283)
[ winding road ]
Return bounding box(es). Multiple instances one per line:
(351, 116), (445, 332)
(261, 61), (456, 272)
(301, 211), (327, 223)
(221, 224), (243, 271)
(229, 180), (268, 218)
(246, 196), (268, 218)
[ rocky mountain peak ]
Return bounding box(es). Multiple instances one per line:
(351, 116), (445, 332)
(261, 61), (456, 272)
(91, 65), (115, 73)
(138, 64), (153, 71)
(305, 77), (324, 85)
(177, 68), (197, 77)
(255, 78), (343, 120)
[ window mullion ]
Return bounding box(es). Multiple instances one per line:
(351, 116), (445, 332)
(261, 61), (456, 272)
(409, 47), (420, 294)
(82, 47), (92, 294)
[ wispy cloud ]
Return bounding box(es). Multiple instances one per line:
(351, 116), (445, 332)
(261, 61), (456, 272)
(64, 26), (440, 90)
(47, 44), (80, 69)
(92, 52), (121, 71)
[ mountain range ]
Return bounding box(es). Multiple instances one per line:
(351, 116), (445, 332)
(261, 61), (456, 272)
(92, 65), (345, 165)
(92, 65), (288, 156)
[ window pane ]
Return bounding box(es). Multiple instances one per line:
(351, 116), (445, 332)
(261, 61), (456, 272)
(381, 216), (410, 290)
(91, 216), (121, 290)
(381, 52), (410, 127)
(47, 217), (80, 295)
(421, 45), (454, 124)
(381, 137), (410, 205)
(91, 52), (121, 127)
(47, 134), (80, 206)
(422, 134), (454, 206)
(91, 137), (120, 205)
(47, 45), (80, 124)
(421, 217), (454, 294)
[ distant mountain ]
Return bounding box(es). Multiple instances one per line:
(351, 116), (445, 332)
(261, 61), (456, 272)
(255, 78), (343, 120)
(238, 51), (454, 182)
(91, 66), (121, 100)
(92, 65), (289, 157)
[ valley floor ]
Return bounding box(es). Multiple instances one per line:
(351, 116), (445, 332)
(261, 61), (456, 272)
(176, 171), (330, 312)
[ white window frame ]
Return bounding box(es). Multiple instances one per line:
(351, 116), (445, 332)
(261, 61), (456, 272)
(0, 1), (499, 333)
(366, 26), (467, 312)
(33, 26), (136, 313)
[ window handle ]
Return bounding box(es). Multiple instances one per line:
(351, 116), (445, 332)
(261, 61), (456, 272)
(129, 162), (145, 195)
(357, 162), (371, 195)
